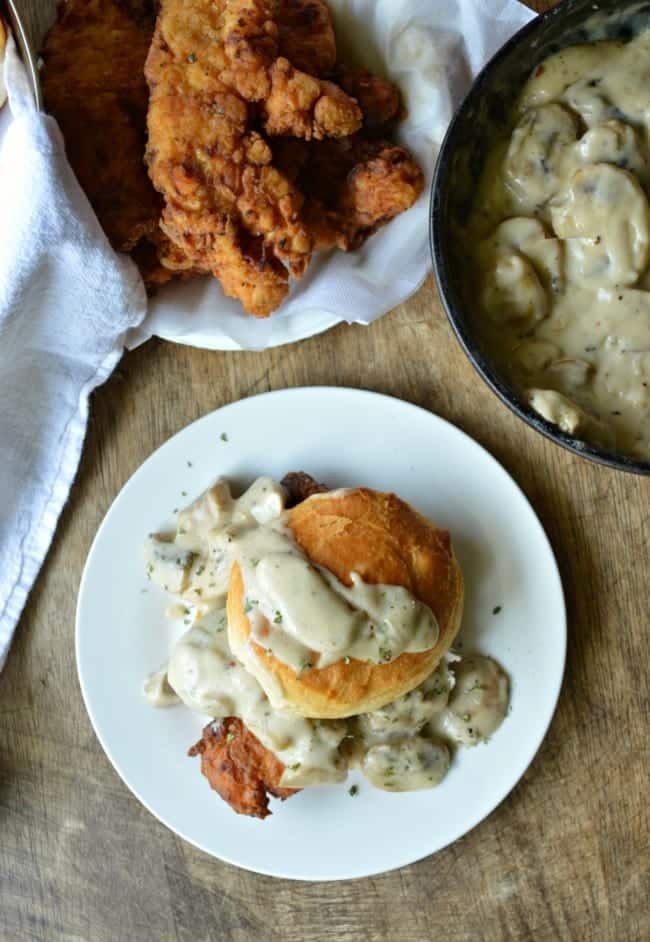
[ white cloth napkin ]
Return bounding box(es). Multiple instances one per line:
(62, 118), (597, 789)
(0, 37), (147, 669)
(128, 0), (535, 351)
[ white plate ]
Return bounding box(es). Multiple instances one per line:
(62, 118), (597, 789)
(76, 388), (566, 881)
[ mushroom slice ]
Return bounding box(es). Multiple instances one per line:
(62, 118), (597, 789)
(518, 43), (623, 110)
(512, 339), (560, 375)
(574, 121), (648, 181)
(481, 253), (548, 326)
(551, 164), (650, 286)
(562, 77), (619, 128)
(546, 357), (594, 391)
(481, 219), (565, 296)
(527, 388), (586, 434)
(504, 104), (579, 213)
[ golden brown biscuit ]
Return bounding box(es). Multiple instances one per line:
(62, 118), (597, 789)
(227, 488), (464, 718)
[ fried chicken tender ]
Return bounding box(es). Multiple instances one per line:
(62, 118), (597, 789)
(189, 718), (299, 818)
(41, 0), (171, 283)
(276, 136), (424, 250)
(332, 65), (402, 128)
(218, 0), (361, 139)
(278, 0), (337, 75)
(281, 470), (329, 505)
(146, 0), (314, 315)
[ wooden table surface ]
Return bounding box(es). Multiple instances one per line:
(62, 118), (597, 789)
(2, 1), (649, 939)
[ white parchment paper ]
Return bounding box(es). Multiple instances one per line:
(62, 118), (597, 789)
(128, 0), (535, 351)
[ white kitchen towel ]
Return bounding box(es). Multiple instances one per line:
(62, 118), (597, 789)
(0, 37), (147, 670)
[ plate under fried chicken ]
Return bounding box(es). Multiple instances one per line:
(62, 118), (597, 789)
(41, 0), (424, 316)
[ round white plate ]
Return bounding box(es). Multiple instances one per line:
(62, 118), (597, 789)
(76, 388), (566, 881)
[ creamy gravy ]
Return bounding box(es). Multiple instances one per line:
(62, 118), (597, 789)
(145, 478), (439, 675)
(467, 29), (650, 459)
(143, 478), (510, 794)
(345, 655), (509, 791)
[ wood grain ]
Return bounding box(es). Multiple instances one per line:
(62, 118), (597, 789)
(1, 1), (649, 940)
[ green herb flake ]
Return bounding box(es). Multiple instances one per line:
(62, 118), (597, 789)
(186, 460), (193, 467)
(251, 558), (260, 568)
(300, 657), (312, 673)
(178, 527), (187, 534)
(244, 599), (253, 614)
(226, 732), (236, 743)
(273, 610), (283, 624)
(348, 785), (358, 797)
(196, 564), (205, 576)
(462, 713), (471, 723)
(492, 605), (502, 615)
(220, 432), (228, 442)
(378, 645), (392, 662)
(343, 655), (351, 665)
(181, 490), (188, 497)
(288, 762), (301, 771)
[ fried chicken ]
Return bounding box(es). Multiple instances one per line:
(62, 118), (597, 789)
(281, 470), (329, 505)
(275, 135), (424, 250)
(278, 0), (336, 74)
(332, 65), (402, 129)
(189, 718), (299, 819)
(41, 0), (171, 284)
(218, 0), (361, 139)
(146, 0), (313, 316)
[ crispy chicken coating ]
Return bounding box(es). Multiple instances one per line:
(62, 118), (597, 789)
(145, 0), (314, 315)
(41, 0), (171, 284)
(188, 718), (299, 818)
(275, 135), (424, 250)
(281, 470), (329, 505)
(278, 0), (336, 74)
(332, 65), (402, 128)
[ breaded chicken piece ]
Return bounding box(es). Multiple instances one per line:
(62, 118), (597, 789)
(281, 470), (329, 505)
(189, 718), (299, 818)
(146, 0), (313, 315)
(41, 0), (170, 282)
(264, 57), (361, 139)
(278, 0), (336, 74)
(332, 65), (402, 128)
(219, 0), (361, 139)
(275, 136), (424, 250)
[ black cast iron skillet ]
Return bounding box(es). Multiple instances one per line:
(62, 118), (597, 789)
(431, 0), (650, 475)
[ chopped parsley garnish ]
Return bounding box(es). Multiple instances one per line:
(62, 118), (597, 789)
(186, 460), (193, 467)
(178, 527), (187, 534)
(300, 657), (312, 673)
(378, 645), (392, 662)
(226, 732), (236, 743)
(220, 432), (228, 442)
(196, 564), (205, 575)
(194, 588), (202, 596)
(251, 558), (260, 568)
(462, 713), (471, 722)
(288, 762), (301, 771)
(273, 610), (283, 624)
(492, 605), (502, 615)
(343, 655), (351, 665)
(348, 785), (358, 797)
(244, 598), (257, 614)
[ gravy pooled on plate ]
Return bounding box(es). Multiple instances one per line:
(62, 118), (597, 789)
(143, 478), (509, 794)
(467, 29), (650, 460)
